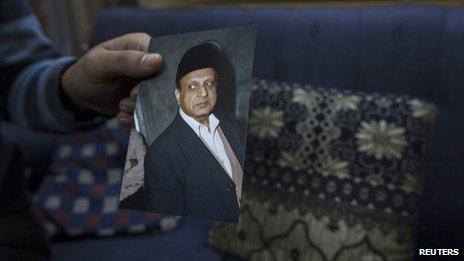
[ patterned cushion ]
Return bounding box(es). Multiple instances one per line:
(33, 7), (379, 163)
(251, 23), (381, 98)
(208, 80), (437, 260)
(34, 120), (170, 239)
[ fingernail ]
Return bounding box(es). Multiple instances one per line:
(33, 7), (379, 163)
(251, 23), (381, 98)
(141, 53), (161, 68)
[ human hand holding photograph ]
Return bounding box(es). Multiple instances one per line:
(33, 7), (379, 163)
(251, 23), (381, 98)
(119, 26), (256, 222)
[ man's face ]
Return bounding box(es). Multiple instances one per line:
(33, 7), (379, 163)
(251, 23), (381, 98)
(175, 67), (217, 122)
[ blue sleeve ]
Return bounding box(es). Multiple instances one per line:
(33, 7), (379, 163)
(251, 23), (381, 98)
(0, 0), (100, 132)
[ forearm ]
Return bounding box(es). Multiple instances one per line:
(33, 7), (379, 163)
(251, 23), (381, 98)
(1, 3), (100, 132)
(1, 1), (161, 132)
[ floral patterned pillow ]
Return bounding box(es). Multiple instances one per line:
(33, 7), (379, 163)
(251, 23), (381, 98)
(208, 80), (437, 261)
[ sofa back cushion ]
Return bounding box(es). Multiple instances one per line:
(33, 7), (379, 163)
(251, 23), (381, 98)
(93, 6), (443, 98)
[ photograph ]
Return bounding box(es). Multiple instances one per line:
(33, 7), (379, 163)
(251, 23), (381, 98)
(119, 26), (256, 222)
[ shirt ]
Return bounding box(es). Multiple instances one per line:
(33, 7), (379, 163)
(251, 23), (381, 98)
(0, 0), (98, 208)
(179, 108), (233, 178)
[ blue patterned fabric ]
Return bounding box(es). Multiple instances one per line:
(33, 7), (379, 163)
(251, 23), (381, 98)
(34, 120), (163, 238)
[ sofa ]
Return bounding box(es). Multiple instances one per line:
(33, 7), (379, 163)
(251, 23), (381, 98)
(21, 4), (464, 260)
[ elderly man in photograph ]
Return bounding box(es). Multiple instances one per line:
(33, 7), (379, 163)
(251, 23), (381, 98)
(144, 42), (245, 222)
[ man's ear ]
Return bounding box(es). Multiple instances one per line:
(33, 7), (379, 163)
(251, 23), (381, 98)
(174, 88), (180, 105)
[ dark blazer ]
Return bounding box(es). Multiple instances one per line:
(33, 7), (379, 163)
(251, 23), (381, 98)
(144, 112), (245, 222)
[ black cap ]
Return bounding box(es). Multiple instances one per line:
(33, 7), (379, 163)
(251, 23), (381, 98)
(176, 41), (222, 85)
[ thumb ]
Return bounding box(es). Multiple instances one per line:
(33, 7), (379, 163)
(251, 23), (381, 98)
(100, 49), (163, 78)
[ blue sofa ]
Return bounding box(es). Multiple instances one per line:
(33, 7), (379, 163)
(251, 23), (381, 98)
(49, 5), (464, 260)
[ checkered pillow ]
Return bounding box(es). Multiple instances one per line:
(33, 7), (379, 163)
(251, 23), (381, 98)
(34, 119), (171, 239)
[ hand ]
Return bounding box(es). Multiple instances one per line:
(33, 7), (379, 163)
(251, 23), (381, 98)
(61, 33), (162, 122)
(117, 84), (139, 124)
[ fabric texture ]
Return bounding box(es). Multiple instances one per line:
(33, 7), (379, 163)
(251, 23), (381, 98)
(1, 0), (84, 132)
(179, 109), (233, 178)
(208, 80), (437, 260)
(175, 41), (222, 84)
(218, 127), (244, 205)
(144, 112), (244, 222)
(51, 217), (221, 261)
(0, 1), (104, 258)
(34, 120), (168, 239)
(1, 0), (82, 214)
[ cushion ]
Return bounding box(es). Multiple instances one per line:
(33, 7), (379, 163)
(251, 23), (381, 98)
(34, 120), (176, 239)
(208, 80), (437, 260)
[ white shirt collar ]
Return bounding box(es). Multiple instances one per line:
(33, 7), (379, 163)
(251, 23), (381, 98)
(179, 108), (220, 135)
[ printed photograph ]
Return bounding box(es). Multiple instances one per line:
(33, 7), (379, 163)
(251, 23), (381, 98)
(119, 26), (256, 222)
